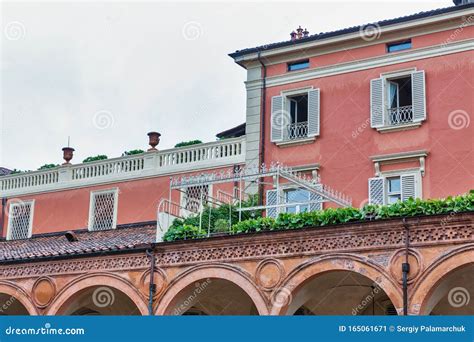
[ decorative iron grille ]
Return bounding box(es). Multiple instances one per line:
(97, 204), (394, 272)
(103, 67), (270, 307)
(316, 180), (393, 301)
(89, 190), (117, 231)
(7, 201), (34, 240)
(286, 121), (309, 140)
(184, 185), (209, 213)
(387, 105), (413, 126)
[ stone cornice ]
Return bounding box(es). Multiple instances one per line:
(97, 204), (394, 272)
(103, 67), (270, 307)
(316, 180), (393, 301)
(0, 212), (472, 279)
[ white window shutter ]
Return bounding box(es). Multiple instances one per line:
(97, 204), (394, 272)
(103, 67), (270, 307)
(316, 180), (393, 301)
(401, 173), (418, 201)
(309, 184), (323, 211)
(368, 177), (385, 205)
(266, 189), (278, 218)
(307, 89), (320, 137)
(271, 96), (284, 142)
(370, 78), (384, 128)
(411, 70), (426, 122)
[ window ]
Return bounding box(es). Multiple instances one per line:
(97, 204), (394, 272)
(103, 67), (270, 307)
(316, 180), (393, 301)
(387, 40), (412, 53)
(386, 76), (413, 125)
(370, 70), (426, 129)
(288, 60), (309, 71)
(7, 200), (34, 240)
(88, 189), (118, 231)
(183, 185), (209, 212)
(287, 94), (309, 140)
(368, 172), (420, 205)
(271, 88), (320, 143)
(284, 188), (310, 213)
(386, 177), (401, 204)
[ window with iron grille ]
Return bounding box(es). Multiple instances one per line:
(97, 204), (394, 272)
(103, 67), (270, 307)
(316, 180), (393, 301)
(88, 189), (118, 231)
(184, 185), (209, 212)
(7, 200), (34, 240)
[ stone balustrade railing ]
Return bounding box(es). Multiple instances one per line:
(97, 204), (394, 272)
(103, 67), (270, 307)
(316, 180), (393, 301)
(0, 136), (246, 197)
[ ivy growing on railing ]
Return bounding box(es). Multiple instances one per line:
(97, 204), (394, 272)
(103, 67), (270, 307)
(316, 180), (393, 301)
(83, 155), (108, 163)
(163, 191), (474, 242)
(174, 140), (203, 148)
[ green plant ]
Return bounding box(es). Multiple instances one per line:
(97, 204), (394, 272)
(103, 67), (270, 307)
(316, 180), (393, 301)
(174, 140), (203, 148)
(122, 149), (144, 156)
(214, 219), (230, 233)
(38, 163), (59, 170)
(83, 155), (108, 163)
(163, 191), (474, 242)
(163, 224), (206, 242)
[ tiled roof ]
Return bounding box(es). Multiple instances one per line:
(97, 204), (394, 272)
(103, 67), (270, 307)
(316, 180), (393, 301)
(229, 3), (474, 58)
(0, 223), (156, 262)
(0, 167), (12, 176)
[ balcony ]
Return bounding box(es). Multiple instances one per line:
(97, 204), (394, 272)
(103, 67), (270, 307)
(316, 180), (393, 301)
(0, 136), (246, 197)
(285, 121), (309, 140)
(386, 105), (414, 126)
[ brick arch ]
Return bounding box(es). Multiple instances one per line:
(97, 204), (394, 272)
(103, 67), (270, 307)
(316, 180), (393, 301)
(0, 281), (38, 315)
(270, 253), (403, 315)
(45, 272), (148, 315)
(410, 244), (474, 315)
(155, 263), (269, 315)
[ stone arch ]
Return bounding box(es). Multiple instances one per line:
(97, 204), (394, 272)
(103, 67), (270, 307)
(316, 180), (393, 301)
(270, 254), (403, 315)
(410, 245), (474, 315)
(45, 272), (148, 315)
(155, 264), (268, 315)
(0, 281), (38, 315)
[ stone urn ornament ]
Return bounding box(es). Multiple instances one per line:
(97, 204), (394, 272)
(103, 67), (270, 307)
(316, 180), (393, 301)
(147, 132), (161, 151)
(62, 147), (75, 165)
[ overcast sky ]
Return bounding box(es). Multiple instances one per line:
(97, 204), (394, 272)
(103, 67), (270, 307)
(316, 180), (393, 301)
(1, 0), (451, 170)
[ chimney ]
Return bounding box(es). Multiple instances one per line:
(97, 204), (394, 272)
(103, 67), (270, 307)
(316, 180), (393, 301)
(290, 26), (309, 41)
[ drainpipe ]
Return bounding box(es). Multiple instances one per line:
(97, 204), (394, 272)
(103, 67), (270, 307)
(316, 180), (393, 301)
(402, 218), (410, 316)
(257, 50), (267, 206)
(146, 245), (156, 315)
(0, 198), (6, 238)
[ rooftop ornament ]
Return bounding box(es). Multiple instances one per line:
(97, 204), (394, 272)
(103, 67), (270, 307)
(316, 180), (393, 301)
(147, 131), (161, 151)
(291, 26), (309, 41)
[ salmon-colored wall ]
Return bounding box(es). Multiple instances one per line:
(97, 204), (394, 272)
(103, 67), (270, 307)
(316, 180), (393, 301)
(263, 49), (474, 208)
(1, 166), (239, 237)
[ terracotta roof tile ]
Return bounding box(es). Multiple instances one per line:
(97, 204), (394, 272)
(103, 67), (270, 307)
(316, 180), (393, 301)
(0, 223), (156, 262)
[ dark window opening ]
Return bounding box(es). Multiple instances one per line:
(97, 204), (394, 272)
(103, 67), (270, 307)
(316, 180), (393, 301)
(386, 76), (413, 125)
(387, 40), (412, 53)
(288, 60), (309, 71)
(288, 95), (308, 124)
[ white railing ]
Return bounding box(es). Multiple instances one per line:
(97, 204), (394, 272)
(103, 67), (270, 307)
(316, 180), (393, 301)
(72, 154), (145, 180)
(159, 138), (243, 167)
(0, 168), (59, 191)
(0, 136), (245, 196)
(386, 105), (413, 126)
(285, 121), (308, 140)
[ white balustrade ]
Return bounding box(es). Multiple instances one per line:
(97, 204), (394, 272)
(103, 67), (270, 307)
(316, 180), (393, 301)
(0, 136), (245, 196)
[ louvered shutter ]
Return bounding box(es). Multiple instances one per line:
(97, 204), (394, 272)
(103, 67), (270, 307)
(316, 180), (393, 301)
(370, 78), (384, 128)
(411, 70), (426, 122)
(401, 174), (417, 201)
(368, 177), (385, 205)
(266, 189), (278, 218)
(271, 96), (284, 142)
(309, 184), (323, 211)
(307, 89), (320, 137)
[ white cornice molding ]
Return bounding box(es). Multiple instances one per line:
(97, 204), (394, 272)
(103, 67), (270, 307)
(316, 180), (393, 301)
(245, 39), (473, 90)
(234, 8), (474, 64)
